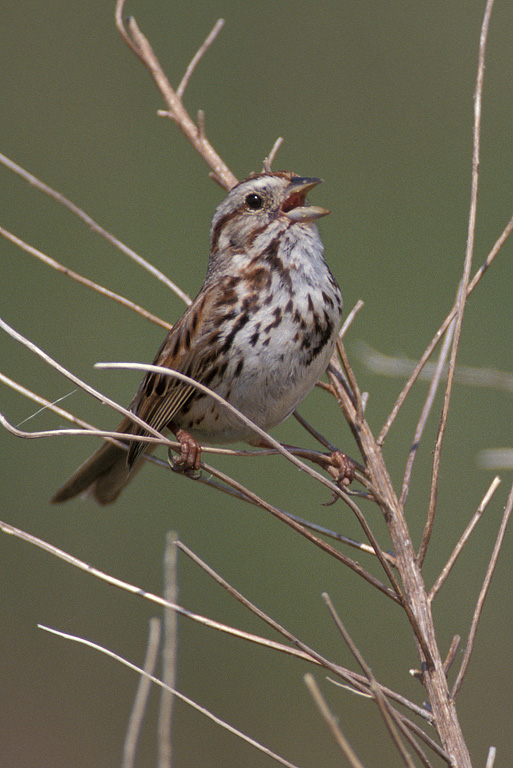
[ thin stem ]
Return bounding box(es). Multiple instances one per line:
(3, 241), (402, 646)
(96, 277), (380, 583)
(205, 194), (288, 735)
(115, 0), (237, 190)
(339, 299), (365, 340)
(326, 357), (435, 664)
(0, 152), (190, 305)
(323, 594), (426, 768)
(123, 617), (161, 768)
(164, 451), (396, 563)
(176, 459), (398, 600)
(0, 319), (174, 446)
(177, 19), (225, 99)
(158, 533), (178, 768)
(177, 541), (368, 681)
(443, 636), (461, 677)
(400, 316), (456, 509)
(422, 0), (494, 569)
(337, 339), (364, 418)
(0, 373), (95, 431)
(304, 674), (367, 768)
(0, 416), (165, 448)
(40, 625), (301, 768)
(263, 137), (284, 172)
(0, 518), (339, 662)
(429, 477), (501, 602)
(176, 541), (430, 730)
(379, 222), (513, 451)
(0, 517), (429, 723)
(452, 480), (513, 699)
(378, 207), (513, 446)
(0, 225), (172, 330)
(0, 227), (173, 331)
(292, 410), (337, 451)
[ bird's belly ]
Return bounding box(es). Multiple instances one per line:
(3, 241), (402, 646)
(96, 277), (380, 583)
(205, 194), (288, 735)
(176, 311), (338, 444)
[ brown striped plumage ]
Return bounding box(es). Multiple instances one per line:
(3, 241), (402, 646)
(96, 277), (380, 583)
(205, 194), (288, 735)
(52, 172), (342, 504)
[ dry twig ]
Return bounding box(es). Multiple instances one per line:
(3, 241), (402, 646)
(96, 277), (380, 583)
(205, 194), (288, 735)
(158, 532), (178, 768)
(39, 623), (301, 768)
(304, 674), (367, 768)
(115, 0), (237, 190)
(451, 480), (513, 698)
(123, 618), (161, 768)
(429, 477), (501, 601)
(0, 151), (190, 306)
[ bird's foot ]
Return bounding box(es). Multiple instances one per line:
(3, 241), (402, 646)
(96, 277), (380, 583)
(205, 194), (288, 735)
(171, 429), (202, 471)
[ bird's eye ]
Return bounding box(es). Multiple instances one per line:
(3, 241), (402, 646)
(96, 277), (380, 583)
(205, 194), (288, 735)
(245, 193), (263, 210)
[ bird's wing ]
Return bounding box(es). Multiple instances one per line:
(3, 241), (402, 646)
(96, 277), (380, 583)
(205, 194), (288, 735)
(127, 283), (229, 466)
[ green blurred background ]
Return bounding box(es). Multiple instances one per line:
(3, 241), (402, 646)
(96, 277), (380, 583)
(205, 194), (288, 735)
(1, 1), (513, 765)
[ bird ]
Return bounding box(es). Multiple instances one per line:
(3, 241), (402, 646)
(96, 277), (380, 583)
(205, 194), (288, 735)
(51, 172), (342, 504)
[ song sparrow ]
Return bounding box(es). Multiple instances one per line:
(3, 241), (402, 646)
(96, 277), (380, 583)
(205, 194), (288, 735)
(51, 172), (343, 504)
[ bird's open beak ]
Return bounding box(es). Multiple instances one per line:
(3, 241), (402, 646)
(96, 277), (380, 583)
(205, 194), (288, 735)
(282, 177), (331, 222)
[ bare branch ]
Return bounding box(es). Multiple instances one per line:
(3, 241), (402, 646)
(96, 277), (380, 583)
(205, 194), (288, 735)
(0, 416), (164, 448)
(425, 0), (495, 565)
(0, 225), (171, 330)
(173, 462), (398, 599)
(400, 316), (456, 511)
(336, 340), (364, 419)
(39, 624), (301, 768)
(196, 108), (206, 140)
(175, 540), (433, 729)
(177, 539), (395, 673)
(443, 636), (461, 677)
(177, 19), (225, 99)
(0, 151), (191, 305)
(304, 674), (367, 768)
(123, 617), (161, 768)
(429, 477), (501, 601)
(0, 518), (333, 663)
(1, 412), (305, 461)
(158, 532), (178, 768)
(452, 480), (513, 699)
(0, 373), (94, 431)
(280, 511), (396, 565)
(115, 0), (237, 190)
(1, 514), (436, 729)
(263, 137), (284, 172)
(378, 211), (513, 446)
(323, 594), (431, 768)
(0, 319), (174, 446)
(292, 409), (338, 451)
(339, 299), (365, 340)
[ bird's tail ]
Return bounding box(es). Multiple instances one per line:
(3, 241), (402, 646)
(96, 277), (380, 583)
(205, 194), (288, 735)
(51, 417), (148, 505)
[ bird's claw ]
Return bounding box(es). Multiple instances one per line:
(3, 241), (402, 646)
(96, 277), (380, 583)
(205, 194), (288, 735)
(326, 450), (356, 488)
(170, 429), (202, 472)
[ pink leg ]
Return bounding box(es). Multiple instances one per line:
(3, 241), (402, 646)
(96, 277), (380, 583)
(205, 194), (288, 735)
(252, 439), (356, 488)
(326, 450), (356, 487)
(173, 428), (202, 471)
